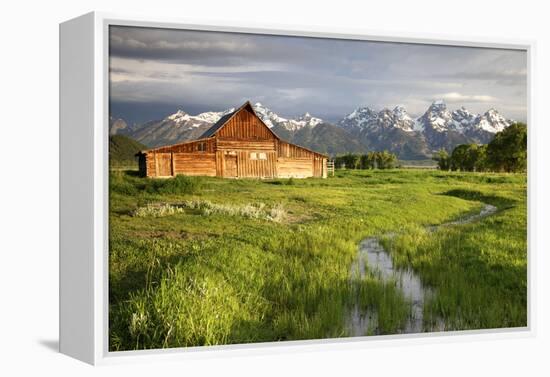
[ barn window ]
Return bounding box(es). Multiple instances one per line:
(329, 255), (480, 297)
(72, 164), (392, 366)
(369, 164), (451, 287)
(258, 152), (267, 160)
(250, 152), (257, 160)
(197, 142), (207, 152)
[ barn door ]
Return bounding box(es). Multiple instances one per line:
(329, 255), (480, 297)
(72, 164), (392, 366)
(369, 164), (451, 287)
(224, 154), (238, 178)
(155, 153), (172, 177)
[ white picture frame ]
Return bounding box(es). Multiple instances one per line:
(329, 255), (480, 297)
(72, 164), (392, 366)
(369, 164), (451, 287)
(59, 11), (536, 365)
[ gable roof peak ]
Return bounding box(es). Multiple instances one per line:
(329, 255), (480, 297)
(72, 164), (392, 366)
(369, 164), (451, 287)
(199, 100), (279, 139)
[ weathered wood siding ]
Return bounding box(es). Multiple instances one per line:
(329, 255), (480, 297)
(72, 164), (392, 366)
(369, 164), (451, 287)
(223, 153), (238, 178)
(142, 139), (217, 177)
(150, 139), (215, 153)
(277, 141), (316, 158)
(215, 121), (277, 177)
(155, 153), (172, 177)
(217, 140), (276, 151)
(314, 157), (327, 178)
(145, 153), (156, 177)
(173, 153), (216, 176)
(217, 107), (276, 140)
(276, 141), (327, 178)
(237, 150), (277, 178)
(277, 157), (313, 178)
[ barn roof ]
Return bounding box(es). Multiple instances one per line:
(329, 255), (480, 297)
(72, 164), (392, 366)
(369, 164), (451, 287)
(200, 109), (238, 138)
(137, 137), (212, 154)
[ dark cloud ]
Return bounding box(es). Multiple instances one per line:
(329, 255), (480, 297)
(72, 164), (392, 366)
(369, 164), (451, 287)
(109, 26), (528, 122)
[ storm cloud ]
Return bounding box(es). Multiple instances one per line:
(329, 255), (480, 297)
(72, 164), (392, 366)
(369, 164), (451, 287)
(109, 25), (527, 123)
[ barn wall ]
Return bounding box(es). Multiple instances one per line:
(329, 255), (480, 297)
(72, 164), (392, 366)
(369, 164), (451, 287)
(215, 151), (224, 177)
(236, 151), (277, 178)
(276, 141), (327, 178)
(173, 152), (216, 176)
(144, 139), (217, 177)
(217, 140), (276, 151)
(313, 157), (327, 178)
(216, 137), (277, 178)
(277, 141), (317, 158)
(145, 153), (156, 177)
(154, 153), (172, 177)
(277, 157), (314, 178)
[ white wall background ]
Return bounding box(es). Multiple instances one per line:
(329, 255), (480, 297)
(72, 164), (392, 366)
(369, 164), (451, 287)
(1, 0), (548, 375)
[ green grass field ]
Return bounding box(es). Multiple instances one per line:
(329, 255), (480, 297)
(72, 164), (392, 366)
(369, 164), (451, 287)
(108, 169), (527, 351)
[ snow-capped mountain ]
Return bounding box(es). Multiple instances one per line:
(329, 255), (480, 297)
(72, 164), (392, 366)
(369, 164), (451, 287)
(451, 107), (478, 132)
(110, 99), (514, 157)
(417, 100), (456, 132)
(415, 101), (511, 135)
(288, 112), (323, 130)
(392, 105), (417, 132)
(338, 100), (513, 157)
(250, 102), (289, 128)
(474, 109), (510, 133)
(339, 105), (416, 133)
(126, 108), (234, 147)
(112, 103), (326, 148)
(251, 102), (323, 131)
(415, 100), (512, 147)
(416, 101), (470, 151)
(340, 107), (378, 128)
(339, 106), (428, 159)
(251, 102), (360, 154)
(165, 108), (235, 126)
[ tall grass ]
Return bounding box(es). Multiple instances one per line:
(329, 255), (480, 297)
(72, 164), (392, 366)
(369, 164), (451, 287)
(145, 175), (204, 195)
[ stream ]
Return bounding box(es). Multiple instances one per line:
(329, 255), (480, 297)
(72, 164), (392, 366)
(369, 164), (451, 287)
(348, 203), (497, 336)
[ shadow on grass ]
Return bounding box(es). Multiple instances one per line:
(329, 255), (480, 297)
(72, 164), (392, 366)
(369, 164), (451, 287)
(263, 178), (296, 186)
(440, 189), (516, 208)
(125, 170), (142, 177)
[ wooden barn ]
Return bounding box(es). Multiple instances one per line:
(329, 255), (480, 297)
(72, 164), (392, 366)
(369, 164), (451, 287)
(137, 101), (328, 179)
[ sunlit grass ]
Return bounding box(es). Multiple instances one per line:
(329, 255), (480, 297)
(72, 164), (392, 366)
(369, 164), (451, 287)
(109, 169), (527, 350)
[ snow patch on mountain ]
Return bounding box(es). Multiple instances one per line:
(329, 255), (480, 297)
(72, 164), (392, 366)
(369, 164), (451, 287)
(339, 105), (416, 132)
(474, 109), (510, 133)
(417, 100), (511, 135)
(165, 108), (234, 127)
(251, 102), (288, 128)
(451, 107), (477, 131)
(418, 100), (455, 132)
(287, 112), (323, 130)
(252, 103), (323, 131)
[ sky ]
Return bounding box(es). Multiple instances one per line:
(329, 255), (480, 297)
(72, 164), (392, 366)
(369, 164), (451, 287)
(109, 25), (527, 125)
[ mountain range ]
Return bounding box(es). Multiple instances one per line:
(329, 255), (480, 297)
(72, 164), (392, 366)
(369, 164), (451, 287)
(110, 101), (513, 159)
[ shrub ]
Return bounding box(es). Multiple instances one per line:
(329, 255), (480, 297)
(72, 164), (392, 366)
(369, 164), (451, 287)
(268, 203), (287, 222)
(145, 175), (204, 195)
(134, 203), (186, 218)
(133, 200), (287, 222)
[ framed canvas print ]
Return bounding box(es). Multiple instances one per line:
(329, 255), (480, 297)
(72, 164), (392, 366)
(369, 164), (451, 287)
(60, 12), (533, 365)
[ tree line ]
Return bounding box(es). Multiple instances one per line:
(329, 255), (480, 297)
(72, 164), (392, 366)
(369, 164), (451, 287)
(433, 122), (527, 173)
(334, 151), (399, 170)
